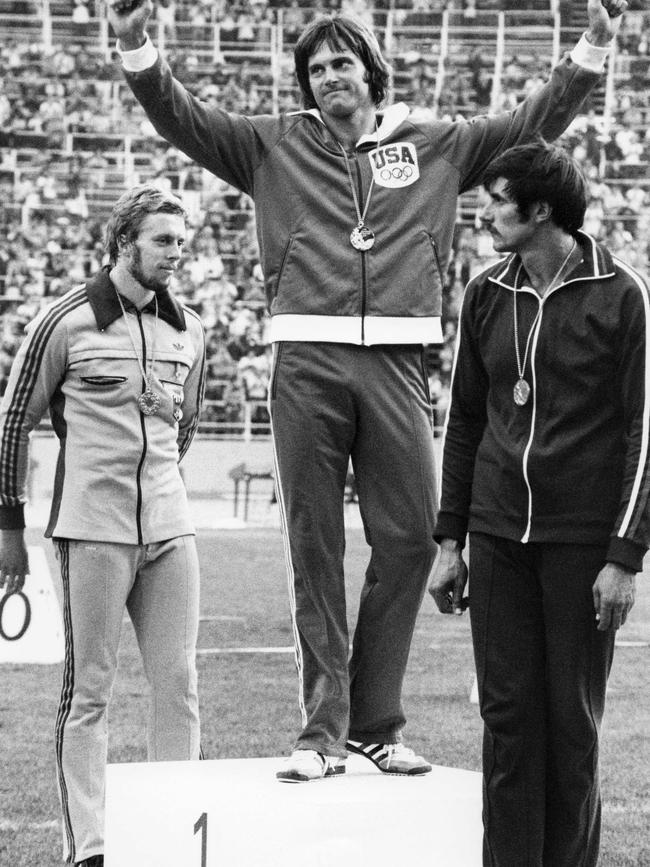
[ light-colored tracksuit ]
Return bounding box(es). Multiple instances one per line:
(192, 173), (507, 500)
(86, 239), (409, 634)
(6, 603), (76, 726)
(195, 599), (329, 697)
(0, 267), (206, 863)
(120, 34), (608, 755)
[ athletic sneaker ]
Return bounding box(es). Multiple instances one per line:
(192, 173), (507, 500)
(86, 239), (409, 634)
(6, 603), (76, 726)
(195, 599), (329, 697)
(276, 749), (346, 783)
(347, 739), (432, 775)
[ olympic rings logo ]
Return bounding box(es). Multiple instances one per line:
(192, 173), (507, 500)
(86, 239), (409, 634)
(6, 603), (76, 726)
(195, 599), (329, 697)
(379, 165), (414, 181)
(0, 590), (32, 641)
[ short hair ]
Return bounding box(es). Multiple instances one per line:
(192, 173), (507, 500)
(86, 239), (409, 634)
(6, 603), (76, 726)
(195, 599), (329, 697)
(105, 183), (187, 266)
(294, 14), (391, 110)
(482, 141), (587, 234)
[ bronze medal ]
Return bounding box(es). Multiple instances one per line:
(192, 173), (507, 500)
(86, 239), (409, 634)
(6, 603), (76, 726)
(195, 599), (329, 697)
(512, 239), (577, 408)
(513, 378), (531, 406)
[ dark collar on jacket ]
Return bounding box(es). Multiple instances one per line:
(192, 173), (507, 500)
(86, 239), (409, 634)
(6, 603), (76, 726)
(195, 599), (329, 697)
(85, 265), (187, 331)
(489, 231), (616, 290)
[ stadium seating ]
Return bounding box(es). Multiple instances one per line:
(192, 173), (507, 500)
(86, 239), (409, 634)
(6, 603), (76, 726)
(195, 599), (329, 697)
(0, 0), (648, 437)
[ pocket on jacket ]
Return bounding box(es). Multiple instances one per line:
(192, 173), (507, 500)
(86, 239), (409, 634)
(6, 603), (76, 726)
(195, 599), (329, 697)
(80, 376), (127, 386)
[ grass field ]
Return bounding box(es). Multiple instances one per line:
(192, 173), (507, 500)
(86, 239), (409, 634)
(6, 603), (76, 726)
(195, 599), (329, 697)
(1, 525), (649, 866)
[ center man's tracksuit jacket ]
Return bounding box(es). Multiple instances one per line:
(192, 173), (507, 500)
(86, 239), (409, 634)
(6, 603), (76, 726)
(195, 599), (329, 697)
(120, 34), (610, 755)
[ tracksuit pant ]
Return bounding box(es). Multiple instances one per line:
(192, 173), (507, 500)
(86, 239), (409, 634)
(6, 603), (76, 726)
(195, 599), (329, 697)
(54, 536), (201, 864)
(468, 533), (617, 867)
(270, 342), (438, 756)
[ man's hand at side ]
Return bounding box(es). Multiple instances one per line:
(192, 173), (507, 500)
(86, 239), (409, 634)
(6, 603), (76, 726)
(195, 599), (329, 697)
(428, 538), (468, 616)
(0, 528), (30, 595)
(593, 561), (636, 631)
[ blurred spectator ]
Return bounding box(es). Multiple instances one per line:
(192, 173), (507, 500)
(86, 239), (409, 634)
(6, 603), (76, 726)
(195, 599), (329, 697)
(72, 0), (91, 38)
(156, 0), (177, 42)
(237, 347), (271, 431)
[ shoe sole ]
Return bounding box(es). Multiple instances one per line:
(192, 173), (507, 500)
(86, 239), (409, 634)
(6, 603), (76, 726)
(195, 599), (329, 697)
(276, 766), (346, 783)
(346, 742), (432, 776)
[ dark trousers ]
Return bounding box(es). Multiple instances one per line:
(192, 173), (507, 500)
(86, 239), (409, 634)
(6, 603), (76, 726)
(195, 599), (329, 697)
(468, 533), (616, 867)
(270, 342), (437, 755)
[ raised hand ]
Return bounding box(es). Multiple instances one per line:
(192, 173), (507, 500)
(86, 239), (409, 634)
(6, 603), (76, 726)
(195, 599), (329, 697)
(586, 0), (628, 46)
(106, 0), (154, 51)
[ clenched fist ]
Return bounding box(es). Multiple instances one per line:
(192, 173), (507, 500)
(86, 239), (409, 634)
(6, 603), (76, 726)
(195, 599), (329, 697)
(106, 0), (153, 50)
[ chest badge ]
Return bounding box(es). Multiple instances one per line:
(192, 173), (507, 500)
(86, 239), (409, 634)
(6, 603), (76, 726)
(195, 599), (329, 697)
(369, 143), (420, 189)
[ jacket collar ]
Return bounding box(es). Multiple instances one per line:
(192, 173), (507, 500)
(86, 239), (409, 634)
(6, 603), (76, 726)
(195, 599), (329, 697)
(288, 102), (410, 146)
(489, 231), (616, 292)
(85, 266), (187, 331)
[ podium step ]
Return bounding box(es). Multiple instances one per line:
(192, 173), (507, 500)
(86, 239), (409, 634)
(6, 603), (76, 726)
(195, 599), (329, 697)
(105, 755), (482, 866)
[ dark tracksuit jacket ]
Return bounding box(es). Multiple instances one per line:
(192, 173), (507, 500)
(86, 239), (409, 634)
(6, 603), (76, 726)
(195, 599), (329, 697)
(434, 232), (649, 867)
(119, 35), (611, 755)
(435, 231), (650, 570)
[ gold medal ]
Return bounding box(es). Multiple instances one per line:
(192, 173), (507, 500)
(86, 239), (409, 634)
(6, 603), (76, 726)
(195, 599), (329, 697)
(339, 128), (378, 253)
(350, 224), (375, 251)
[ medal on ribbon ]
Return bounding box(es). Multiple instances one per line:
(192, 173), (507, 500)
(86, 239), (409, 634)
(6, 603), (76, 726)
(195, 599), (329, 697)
(350, 224), (375, 251)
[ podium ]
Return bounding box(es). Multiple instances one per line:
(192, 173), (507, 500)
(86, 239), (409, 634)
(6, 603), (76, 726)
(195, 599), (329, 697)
(105, 755), (482, 866)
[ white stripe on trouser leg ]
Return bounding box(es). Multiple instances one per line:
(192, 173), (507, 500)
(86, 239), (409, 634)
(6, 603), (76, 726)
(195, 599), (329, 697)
(269, 345), (307, 728)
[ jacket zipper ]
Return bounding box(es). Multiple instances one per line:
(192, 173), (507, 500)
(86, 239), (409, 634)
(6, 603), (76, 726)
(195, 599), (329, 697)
(520, 279), (571, 542)
(353, 155), (368, 345)
(135, 311), (148, 545)
(520, 297), (542, 544)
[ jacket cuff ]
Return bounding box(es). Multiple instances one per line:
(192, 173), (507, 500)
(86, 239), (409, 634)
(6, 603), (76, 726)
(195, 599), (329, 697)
(0, 504), (26, 530)
(118, 33), (158, 71)
(606, 536), (647, 573)
(570, 33), (612, 73)
(433, 512), (468, 547)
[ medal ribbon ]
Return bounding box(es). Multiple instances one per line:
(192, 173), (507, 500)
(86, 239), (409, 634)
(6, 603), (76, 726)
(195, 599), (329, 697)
(513, 239), (576, 403)
(339, 143), (375, 232)
(338, 118), (379, 235)
(513, 285), (542, 388)
(115, 289), (159, 403)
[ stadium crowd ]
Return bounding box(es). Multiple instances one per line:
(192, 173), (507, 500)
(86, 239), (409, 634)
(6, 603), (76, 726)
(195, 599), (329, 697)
(0, 0), (648, 432)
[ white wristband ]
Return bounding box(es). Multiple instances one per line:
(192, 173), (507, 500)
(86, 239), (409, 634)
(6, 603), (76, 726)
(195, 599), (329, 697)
(570, 33), (612, 73)
(117, 33), (159, 72)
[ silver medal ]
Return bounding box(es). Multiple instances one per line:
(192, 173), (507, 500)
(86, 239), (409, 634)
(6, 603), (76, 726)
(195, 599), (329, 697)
(350, 224), (375, 251)
(513, 378), (531, 406)
(138, 387), (161, 416)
